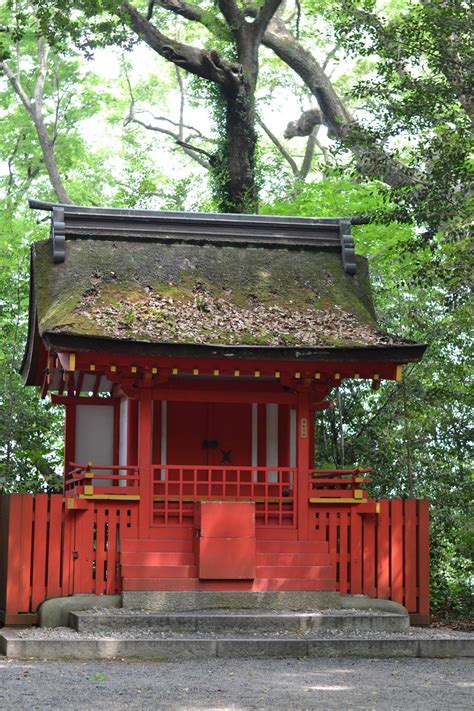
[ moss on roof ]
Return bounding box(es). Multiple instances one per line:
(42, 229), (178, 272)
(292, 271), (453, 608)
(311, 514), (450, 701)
(32, 238), (406, 349)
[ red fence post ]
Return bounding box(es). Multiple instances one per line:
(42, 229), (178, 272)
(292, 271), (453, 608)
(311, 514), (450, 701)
(390, 499), (404, 605)
(417, 500), (430, 624)
(376, 499), (390, 599)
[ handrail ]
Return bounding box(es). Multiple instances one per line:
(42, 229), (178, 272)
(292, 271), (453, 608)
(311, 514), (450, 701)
(65, 462), (140, 496)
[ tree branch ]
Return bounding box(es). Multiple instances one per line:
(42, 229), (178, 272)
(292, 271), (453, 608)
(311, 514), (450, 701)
(126, 116), (211, 168)
(299, 126), (318, 179)
(1, 61), (32, 114)
(157, 0), (227, 35)
(256, 115), (299, 176)
(263, 18), (417, 189)
(253, 0), (284, 40)
(216, 0), (241, 33)
(120, 0), (242, 95)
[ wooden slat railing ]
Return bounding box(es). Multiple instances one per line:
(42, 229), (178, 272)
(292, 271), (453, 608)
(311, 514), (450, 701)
(152, 465), (296, 527)
(310, 499), (430, 624)
(65, 462), (140, 498)
(0, 494), (138, 625)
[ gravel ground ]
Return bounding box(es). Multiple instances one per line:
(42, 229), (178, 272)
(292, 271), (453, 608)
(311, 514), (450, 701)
(0, 657), (472, 710)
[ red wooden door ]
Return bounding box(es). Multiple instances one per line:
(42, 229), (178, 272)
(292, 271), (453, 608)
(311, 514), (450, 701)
(166, 402), (252, 466)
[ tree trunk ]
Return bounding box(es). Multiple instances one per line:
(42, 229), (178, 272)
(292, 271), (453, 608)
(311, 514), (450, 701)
(214, 29), (259, 214)
(216, 82), (258, 213)
(33, 114), (72, 204)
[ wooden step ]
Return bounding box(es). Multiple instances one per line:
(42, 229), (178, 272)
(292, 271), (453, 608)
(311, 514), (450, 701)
(120, 551), (195, 566)
(256, 553), (332, 566)
(256, 540), (329, 554)
(121, 565), (197, 579)
(123, 578), (337, 592)
(256, 565), (335, 580)
(120, 539), (194, 553)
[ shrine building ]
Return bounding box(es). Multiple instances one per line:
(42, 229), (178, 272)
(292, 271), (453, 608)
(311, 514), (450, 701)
(0, 201), (430, 625)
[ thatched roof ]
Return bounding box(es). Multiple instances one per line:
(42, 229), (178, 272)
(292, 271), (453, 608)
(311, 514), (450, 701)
(21, 203), (425, 384)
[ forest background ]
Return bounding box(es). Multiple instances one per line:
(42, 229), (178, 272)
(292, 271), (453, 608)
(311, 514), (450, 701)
(0, 0), (472, 619)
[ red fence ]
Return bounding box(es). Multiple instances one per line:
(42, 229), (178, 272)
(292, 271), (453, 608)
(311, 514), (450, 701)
(310, 499), (430, 624)
(0, 494), (429, 625)
(0, 494), (138, 625)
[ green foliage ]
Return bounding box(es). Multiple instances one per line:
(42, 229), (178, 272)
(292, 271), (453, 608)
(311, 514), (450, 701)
(0, 210), (63, 494)
(269, 179), (473, 619)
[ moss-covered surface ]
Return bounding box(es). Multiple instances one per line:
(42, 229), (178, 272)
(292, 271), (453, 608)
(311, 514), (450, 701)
(32, 238), (409, 348)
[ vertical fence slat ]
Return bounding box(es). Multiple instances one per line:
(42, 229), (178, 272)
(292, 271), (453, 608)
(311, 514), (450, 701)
(31, 495), (48, 611)
(5, 495), (33, 615)
(350, 509), (362, 594)
(376, 500), (390, 599)
(74, 506), (95, 593)
(46, 495), (63, 599)
(418, 500), (430, 621)
(362, 512), (376, 598)
(95, 506), (107, 595)
(106, 508), (118, 595)
(404, 499), (417, 612)
(338, 511), (349, 594)
(61, 508), (74, 597)
(390, 499), (404, 605)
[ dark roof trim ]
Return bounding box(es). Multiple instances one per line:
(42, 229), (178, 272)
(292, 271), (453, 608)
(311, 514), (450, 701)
(29, 199), (358, 275)
(42, 332), (427, 364)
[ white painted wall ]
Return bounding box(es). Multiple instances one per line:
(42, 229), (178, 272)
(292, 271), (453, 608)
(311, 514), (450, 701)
(290, 408), (297, 468)
(266, 403), (279, 482)
(75, 405), (114, 485)
(118, 398), (128, 487)
(160, 400), (167, 479)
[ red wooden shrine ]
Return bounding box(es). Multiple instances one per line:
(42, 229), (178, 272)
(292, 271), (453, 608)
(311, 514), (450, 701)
(0, 202), (430, 625)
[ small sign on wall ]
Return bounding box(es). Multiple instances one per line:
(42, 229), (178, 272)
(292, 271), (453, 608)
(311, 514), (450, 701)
(300, 417), (308, 438)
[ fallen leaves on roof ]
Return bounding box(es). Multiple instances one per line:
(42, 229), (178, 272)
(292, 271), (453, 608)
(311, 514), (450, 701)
(74, 284), (408, 348)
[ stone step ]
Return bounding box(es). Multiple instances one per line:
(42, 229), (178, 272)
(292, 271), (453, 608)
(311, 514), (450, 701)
(2, 629), (472, 661)
(122, 589), (344, 611)
(69, 609), (410, 634)
(122, 577), (337, 592)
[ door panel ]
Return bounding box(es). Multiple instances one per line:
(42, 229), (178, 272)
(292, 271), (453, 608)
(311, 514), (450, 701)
(165, 402), (252, 466)
(167, 402), (208, 464)
(208, 403), (252, 466)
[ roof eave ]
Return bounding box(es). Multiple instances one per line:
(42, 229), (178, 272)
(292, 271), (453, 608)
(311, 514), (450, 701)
(41, 332), (427, 364)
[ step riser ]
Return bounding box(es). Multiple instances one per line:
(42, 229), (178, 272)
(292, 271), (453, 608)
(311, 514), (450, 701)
(121, 552), (195, 566)
(122, 578), (336, 592)
(5, 635), (471, 660)
(71, 613), (409, 635)
(256, 553), (332, 566)
(122, 589), (342, 611)
(255, 566), (335, 580)
(121, 540), (194, 553)
(121, 540), (329, 555)
(121, 565), (197, 579)
(257, 541), (329, 554)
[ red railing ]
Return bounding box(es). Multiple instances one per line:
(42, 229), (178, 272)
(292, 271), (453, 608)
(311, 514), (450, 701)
(309, 467), (372, 502)
(152, 465), (297, 527)
(65, 462), (140, 498)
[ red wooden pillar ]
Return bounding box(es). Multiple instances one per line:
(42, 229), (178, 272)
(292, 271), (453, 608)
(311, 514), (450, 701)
(297, 389), (311, 541)
(138, 390), (153, 538)
(64, 403), (76, 485)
